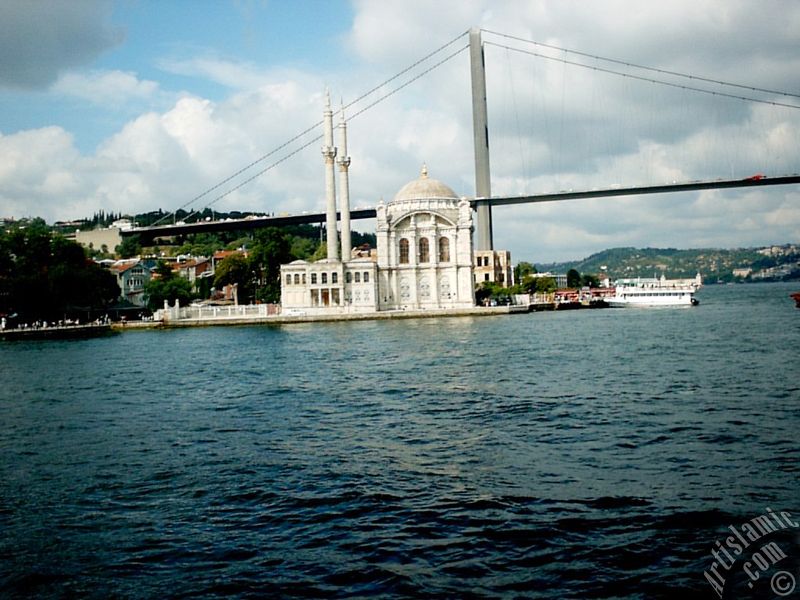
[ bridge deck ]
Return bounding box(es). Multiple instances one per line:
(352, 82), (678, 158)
(123, 175), (799, 242)
(482, 174), (800, 207)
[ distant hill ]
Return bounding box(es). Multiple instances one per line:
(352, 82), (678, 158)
(536, 244), (800, 283)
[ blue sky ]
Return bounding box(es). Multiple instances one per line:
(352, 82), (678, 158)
(2, 1), (356, 152)
(1, 0), (799, 262)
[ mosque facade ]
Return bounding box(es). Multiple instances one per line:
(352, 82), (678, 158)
(374, 168), (475, 310)
(280, 94), (477, 314)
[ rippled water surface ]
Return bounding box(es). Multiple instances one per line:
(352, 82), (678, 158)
(1, 282), (799, 598)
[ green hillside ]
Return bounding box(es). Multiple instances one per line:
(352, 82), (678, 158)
(536, 245), (800, 283)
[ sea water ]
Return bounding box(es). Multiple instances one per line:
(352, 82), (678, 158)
(1, 282), (798, 598)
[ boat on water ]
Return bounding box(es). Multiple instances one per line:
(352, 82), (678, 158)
(791, 292), (800, 308)
(607, 274), (702, 308)
(0, 323), (114, 341)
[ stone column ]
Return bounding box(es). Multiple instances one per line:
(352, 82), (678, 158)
(322, 90), (339, 261)
(337, 105), (352, 262)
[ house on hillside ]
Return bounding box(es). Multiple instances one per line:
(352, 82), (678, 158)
(108, 259), (154, 307)
(175, 257), (211, 283)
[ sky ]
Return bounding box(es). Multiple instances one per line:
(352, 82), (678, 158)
(1, 0), (799, 263)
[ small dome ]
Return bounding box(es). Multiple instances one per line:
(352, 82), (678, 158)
(393, 164), (458, 202)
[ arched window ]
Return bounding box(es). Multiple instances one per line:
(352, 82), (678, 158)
(286, 274), (292, 285)
(322, 272), (328, 284)
(363, 272), (369, 283)
(399, 238), (409, 264)
(332, 272), (338, 284)
(418, 237), (430, 263)
(346, 271), (352, 283)
(438, 237), (450, 262)
(311, 273), (317, 284)
(293, 273), (300, 284)
(302, 274), (306, 284)
(355, 272), (361, 283)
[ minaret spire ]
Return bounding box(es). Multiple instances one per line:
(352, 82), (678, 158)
(322, 89), (339, 261)
(337, 101), (352, 262)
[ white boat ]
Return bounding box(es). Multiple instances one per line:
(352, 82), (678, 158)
(607, 274), (702, 308)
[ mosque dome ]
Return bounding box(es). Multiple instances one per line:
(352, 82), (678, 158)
(393, 164), (459, 202)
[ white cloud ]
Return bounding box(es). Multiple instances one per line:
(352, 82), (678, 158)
(52, 70), (159, 105)
(1, 0), (799, 262)
(0, 127), (84, 218)
(158, 55), (270, 90)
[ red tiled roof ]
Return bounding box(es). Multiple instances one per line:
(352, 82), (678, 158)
(109, 261), (140, 274)
(213, 250), (248, 260)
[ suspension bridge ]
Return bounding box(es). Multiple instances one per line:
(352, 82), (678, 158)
(122, 28), (800, 247)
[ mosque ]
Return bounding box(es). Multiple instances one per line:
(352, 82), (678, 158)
(280, 94), (508, 314)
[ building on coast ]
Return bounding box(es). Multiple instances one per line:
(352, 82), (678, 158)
(280, 93), (483, 315)
(108, 258), (154, 307)
(474, 249), (513, 287)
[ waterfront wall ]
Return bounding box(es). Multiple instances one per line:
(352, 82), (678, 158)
(156, 302), (280, 323)
(149, 300), (522, 328)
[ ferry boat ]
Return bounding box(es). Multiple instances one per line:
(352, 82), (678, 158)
(607, 274), (702, 308)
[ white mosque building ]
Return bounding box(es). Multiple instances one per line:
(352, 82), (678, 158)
(280, 93), (477, 314)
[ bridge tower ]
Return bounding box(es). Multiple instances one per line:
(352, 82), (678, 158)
(470, 27), (493, 251)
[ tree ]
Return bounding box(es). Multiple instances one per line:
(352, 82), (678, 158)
(249, 228), (293, 303)
(226, 237), (251, 251)
(175, 233), (225, 257)
(213, 253), (252, 301)
(81, 263), (121, 310)
(581, 273), (600, 288)
(0, 223), (118, 321)
(475, 281), (502, 305)
(475, 281), (514, 305)
(519, 275), (536, 294)
(2, 221), (53, 319)
(519, 275), (556, 294)
(116, 234), (141, 259)
(290, 236), (318, 260)
(567, 268), (581, 288)
(515, 261), (536, 282)
(144, 260), (194, 310)
(310, 241), (327, 261)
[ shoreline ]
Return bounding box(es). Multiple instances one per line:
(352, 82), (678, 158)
(113, 305), (530, 330)
(0, 323), (114, 341)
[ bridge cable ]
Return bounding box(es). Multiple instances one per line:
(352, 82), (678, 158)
(481, 29), (800, 101)
(155, 31), (470, 226)
(484, 41), (800, 111)
(193, 43), (470, 213)
(502, 45), (529, 187)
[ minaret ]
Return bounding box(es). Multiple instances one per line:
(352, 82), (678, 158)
(322, 90), (339, 261)
(337, 103), (352, 262)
